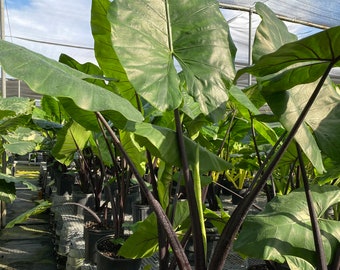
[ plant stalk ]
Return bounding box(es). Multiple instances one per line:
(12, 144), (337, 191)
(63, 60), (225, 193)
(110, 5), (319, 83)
(146, 151), (169, 270)
(296, 143), (327, 270)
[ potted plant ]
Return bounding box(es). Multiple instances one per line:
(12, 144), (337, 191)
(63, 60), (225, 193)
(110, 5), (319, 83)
(1, 1), (340, 270)
(95, 234), (142, 270)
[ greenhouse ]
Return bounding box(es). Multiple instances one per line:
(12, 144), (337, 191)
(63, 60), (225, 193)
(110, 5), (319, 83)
(0, 1), (339, 270)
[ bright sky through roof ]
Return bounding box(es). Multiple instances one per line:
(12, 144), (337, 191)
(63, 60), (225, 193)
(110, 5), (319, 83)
(4, 0), (96, 63)
(2, 0), (323, 68)
(6, 0), (30, 8)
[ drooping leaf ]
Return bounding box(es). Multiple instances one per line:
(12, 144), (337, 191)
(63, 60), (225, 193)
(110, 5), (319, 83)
(128, 122), (232, 172)
(5, 200), (51, 228)
(252, 2), (297, 63)
(234, 185), (340, 267)
(236, 26), (340, 92)
(0, 173), (39, 203)
(304, 80), (340, 164)
(0, 40), (144, 128)
(108, 0), (236, 121)
(235, 11), (340, 173)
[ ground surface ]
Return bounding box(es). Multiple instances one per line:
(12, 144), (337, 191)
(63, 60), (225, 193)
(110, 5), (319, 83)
(0, 165), (57, 270)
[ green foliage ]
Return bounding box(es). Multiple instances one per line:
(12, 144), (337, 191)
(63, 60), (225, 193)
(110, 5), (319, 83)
(118, 200), (191, 259)
(0, 40), (144, 129)
(234, 185), (340, 267)
(5, 200), (51, 228)
(0, 1), (340, 269)
(129, 122), (232, 172)
(52, 120), (92, 166)
(108, 0), (236, 121)
(0, 173), (39, 203)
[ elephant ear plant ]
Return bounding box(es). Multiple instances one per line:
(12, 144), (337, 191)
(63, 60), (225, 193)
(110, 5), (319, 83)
(0, 1), (340, 270)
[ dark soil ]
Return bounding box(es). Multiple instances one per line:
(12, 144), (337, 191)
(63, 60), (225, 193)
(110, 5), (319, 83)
(84, 220), (109, 230)
(96, 237), (122, 258)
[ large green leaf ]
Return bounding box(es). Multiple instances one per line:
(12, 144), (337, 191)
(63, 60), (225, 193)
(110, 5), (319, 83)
(5, 200), (51, 228)
(91, 0), (139, 109)
(234, 185), (340, 267)
(0, 40), (144, 128)
(52, 120), (92, 165)
(128, 122), (231, 172)
(252, 2), (297, 63)
(2, 127), (44, 155)
(267, 79), (340, 170)
(236, 26), (340, 92)
(118, 200), (190, 258)
(108, 0), (236, 120)
(235, 8), (340, 173)
(0, 97), (34, 120)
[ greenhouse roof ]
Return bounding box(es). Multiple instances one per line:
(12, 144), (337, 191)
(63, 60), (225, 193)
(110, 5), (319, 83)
(4, 1), (340, 97)
(220, 0), (340, 28)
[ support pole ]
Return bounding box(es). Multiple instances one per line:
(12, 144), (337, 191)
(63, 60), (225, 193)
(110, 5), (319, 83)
(0, 0), (6, 228)
(248, 8), (253, 86)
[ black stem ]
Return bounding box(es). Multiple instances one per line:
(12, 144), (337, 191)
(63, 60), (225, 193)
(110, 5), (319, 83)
(296, 143), (327, 270)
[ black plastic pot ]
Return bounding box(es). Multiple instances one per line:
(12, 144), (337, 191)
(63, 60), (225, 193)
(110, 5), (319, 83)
(95, 234), (142, 270)
(84, 226), (115, 265)
(132, 202), (152, 223)
(231, 188), (248, 205)
(125, 185), (141, 215)
(56, 173), (74, 196)
(185, 225), (219, 263)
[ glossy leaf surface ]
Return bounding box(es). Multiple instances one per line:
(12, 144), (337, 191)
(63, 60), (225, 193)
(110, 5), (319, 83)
(234, 185), (340, 267)
(108, 0), (236, 120)
(0, 40), (144, 128)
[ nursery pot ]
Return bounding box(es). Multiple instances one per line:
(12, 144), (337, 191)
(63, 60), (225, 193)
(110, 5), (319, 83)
(132, 201), (152, 223)
(185, 225), (219, 263)
(84, 225), (115, 265)
(231, 188), (248, 205)
(125, 185), (141, 215)
(56, 173), (74, 196)
(95, 234), (142, 270)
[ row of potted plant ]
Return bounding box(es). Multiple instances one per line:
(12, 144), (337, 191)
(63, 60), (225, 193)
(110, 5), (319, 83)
(0, 1), (340, 269)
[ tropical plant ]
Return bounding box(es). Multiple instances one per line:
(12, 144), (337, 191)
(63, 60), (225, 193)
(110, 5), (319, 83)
(0, 1), (340, 270)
